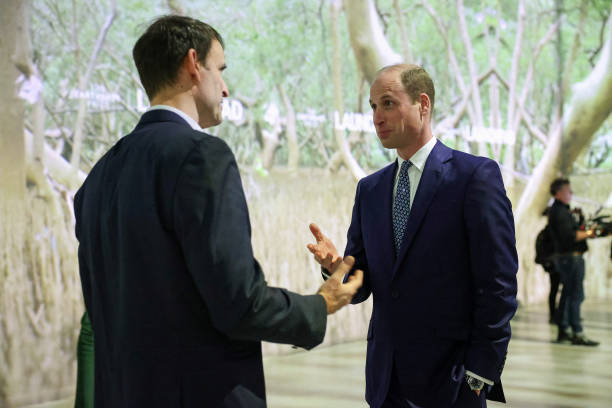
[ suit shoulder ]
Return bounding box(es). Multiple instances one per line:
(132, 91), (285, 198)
(450, 148), (489, 165)
(137, 123), (234, 165)
(197, 133), (234, 157)
(175, 128), (233, 157)
(359, 161), (395, 186)
(450, 148), (498, 173)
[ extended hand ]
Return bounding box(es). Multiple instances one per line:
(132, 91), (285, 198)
(316, 256), (363, 314)
(306, 223), (342, 273)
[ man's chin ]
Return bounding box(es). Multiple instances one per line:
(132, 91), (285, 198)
(200, 118), (222, 129)
(379, 139), (395, 149)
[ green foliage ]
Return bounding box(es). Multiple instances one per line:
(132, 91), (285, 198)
(31, 0), (169, 169)
(27, 0), (612, 174)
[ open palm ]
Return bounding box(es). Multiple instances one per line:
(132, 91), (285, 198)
(306, 223), (343, 273)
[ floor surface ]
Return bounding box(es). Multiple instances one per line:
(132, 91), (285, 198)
(25, 301), (612, 407)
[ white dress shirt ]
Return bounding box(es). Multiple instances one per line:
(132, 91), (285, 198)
(392, 136), (437, 205)
(148, 105), (203, 131)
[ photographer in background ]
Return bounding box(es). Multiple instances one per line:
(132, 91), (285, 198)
(539, 206), (561, 325)
(548, 178), (598, 346)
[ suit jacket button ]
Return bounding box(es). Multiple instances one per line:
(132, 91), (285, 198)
(391, 290), (399, 299)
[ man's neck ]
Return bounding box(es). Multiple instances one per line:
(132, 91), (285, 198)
(151, 91), (199, 123)
(396, 132), (433, 161)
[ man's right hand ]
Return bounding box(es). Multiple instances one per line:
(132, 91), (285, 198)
(316, 256), (363, 314)
(306, 223), (342, 274)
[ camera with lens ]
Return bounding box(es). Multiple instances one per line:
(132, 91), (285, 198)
(591, 215), (611, 237)
(574, 206), (611, 259)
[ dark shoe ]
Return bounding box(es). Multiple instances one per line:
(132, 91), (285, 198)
(572, 334), (599, 347)
(556, 330), (572, 344)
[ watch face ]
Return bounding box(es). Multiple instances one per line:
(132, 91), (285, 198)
(466, 375), (485, 391)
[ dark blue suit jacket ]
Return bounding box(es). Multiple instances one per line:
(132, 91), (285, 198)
(74, 110), (327, 407)
(346, 140), (518, 407)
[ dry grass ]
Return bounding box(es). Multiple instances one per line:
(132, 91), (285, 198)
(242, 168), (612, 338)
(1, 165), (610, 406)
(241, 167), (372, 355)
(1, 182), (81, 407)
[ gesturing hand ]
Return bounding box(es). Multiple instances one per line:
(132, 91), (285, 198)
(316, 256), (363, 314)
(306, 223), (342, 274)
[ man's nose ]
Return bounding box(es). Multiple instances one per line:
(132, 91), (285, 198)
(373, 110), (384, 125)
(222, 80), (229, 98)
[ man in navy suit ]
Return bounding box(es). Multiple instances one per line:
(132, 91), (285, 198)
(308, 64), (518, 407)
(74, 16), (362, 408)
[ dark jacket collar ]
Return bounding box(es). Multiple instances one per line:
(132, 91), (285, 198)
(136, 109), (193, 129)
(553, 199), (570, 209)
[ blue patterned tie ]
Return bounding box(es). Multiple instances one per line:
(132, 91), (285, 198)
(393, 160), (412, 254)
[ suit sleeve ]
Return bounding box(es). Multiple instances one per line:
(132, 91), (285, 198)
(173, 137), (326, 349)
(344, 180), (372, 304)
(463, 160), (518, 382)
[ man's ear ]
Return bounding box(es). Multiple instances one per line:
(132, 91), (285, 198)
(183, 48), (201, 82)
(419, 93), (431, 115)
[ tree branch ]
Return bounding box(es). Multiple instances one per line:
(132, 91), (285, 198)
(167, 0), (184, 14)
(518, 106), (548, 145)
(333, 0), (365, 180)
(70, 0), (117, 170)
(507, 0), (525, 127)
(561, 10), (612, 171)
(418, 0), (467, 96)
(393, 0), (413, 62)
(457, 0), (484, 126)
(277, 83), (299, 170)
(512, 18), (561, 134)
(562, 0), (589, 95)
(344, 0), (402, 83)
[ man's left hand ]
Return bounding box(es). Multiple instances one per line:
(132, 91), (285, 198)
(307, 223), (342, 273)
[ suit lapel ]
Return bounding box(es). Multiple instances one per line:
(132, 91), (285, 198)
(367, 161), (397, 278)
(392, 140), (452, 278)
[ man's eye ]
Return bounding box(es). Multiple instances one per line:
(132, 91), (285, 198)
(383, 100), (392, 106)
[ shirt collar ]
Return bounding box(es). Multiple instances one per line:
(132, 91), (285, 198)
(397, 136), (437, 171)
(147, 105), (203, 131)
(554, 199), (570, 209)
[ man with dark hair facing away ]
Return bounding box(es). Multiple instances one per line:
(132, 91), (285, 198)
(74, 15), (362, 408)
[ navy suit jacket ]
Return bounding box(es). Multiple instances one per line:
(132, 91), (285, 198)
(74, 110), (327, 407)
(346, 140), (518, 408)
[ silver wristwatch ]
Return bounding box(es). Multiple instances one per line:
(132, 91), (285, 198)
(465, 374), (485, 391)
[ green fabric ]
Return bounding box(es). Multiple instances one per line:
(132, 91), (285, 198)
(75, 311), (94, 408)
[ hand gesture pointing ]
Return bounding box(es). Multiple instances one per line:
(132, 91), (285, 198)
(306, 223), (342, 274)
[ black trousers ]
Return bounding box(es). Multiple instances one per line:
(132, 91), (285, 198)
(381, 363), (486, 408)
(548, 267), (561, 321)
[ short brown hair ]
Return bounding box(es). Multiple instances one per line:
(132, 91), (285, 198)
(133, 15), (224, 100)
(379, 64), (435, 111)
(550, 177), (570, 196)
